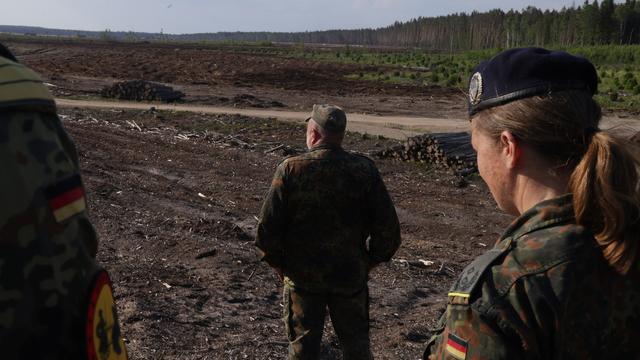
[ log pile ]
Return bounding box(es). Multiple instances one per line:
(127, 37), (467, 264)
(101, 80), (185, 102)
(374, 132), (476, 172)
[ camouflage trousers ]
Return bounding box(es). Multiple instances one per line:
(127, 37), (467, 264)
(283, 283), (373, 360)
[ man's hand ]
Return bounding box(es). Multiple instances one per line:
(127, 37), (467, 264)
(273, 266), (284, 281)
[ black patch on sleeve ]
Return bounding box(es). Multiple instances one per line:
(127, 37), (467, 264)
(45, 174), (82, 199)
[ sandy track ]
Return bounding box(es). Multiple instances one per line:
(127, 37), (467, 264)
(56, 98), (468, 139)
(56, 98), (640, 140)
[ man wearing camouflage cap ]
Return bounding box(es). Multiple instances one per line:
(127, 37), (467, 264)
(256, 104), (401, 359)
(0, 43), (127, 359)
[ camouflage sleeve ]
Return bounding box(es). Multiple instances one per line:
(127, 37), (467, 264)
(366, 165), (401, 265)
(0, 110), (103, 355)
(0, 111), (98, 257)
(424, 302), (521, 360)
(425, 262), (574, 360)
(255, 162), (287, 268)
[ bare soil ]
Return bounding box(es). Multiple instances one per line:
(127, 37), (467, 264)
(59, 107), (510, 359)
(4, 38), (518, 359)
(4, 39), (467, 118)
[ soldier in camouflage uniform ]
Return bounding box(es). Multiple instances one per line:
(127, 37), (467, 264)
(425, 48), (640, 359)
(0, 43), (127, 359)
(256, 104), (401, 360)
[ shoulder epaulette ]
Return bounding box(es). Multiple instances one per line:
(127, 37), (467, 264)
(448, 237), (513, 303)
(0, 56), (56, 113)
(279, 154), (298, 165)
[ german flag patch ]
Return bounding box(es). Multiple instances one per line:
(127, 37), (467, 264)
(45, 174), (86, 222)
(446, 333), (468, 360)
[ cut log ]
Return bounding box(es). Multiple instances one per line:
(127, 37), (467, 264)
(373, 132), (477, 173)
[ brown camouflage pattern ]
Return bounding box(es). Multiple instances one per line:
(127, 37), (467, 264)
(425, 194), (640, 359)
(283, 283), (372, 360)
(256, 143), (401, 293)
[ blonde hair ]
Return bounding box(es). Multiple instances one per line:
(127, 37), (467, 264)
(473, 91), (640, 274)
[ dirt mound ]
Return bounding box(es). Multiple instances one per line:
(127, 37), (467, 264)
(101, 80), (185, 102)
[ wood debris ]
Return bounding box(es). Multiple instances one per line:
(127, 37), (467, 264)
(394, 258), (435, 268)
(101, 80), (185, 102)
(374, 132), (476, 172)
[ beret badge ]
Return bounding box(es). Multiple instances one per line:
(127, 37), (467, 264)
(469, 72), (483, 105)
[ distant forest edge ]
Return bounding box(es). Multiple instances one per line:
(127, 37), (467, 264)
(3, 1), (640, 49)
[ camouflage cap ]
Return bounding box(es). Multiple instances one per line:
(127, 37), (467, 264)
(306, 104), (347, 134)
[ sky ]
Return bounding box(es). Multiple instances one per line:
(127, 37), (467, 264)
(1, 1), (613, 34)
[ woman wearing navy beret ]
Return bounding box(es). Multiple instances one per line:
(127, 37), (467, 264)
(425, 47), (640, 360)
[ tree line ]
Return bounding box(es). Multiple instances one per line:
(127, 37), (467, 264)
(176, 0), (640, 49)
(4, 1), (640, 49)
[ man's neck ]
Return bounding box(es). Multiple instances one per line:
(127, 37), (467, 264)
(310, 141), (341, 150)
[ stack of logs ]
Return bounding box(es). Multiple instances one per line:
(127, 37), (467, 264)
(374, 132), (477, 173)
(101, 80), (185, 102)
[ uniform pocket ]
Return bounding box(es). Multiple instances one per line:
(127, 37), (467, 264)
(283, 285), (294, 342)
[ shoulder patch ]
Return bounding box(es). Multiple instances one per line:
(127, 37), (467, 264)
(86, 270), (128, 360)
(449, 238), (512, 301)
(45, 174), (87, 223)
(446, 333), (468, 360)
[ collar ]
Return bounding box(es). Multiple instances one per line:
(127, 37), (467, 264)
(498, 194), (575, 244)
(309, 143), (343, 151)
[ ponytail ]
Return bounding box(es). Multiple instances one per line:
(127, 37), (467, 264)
(474, 91), (640, 274)
(569, 132), (640, 274)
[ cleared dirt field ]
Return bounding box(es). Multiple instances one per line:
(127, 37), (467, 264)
(5, 39), (466, 118)
(61, 107), (509, 359)
(4, 38), (635, 359)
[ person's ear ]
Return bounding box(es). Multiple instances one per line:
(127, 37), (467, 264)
(499, 131), (521, 169)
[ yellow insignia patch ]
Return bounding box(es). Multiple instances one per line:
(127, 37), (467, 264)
(86, 271), (128, 360)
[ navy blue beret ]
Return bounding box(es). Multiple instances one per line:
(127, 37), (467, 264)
(467, 47), (597, 116)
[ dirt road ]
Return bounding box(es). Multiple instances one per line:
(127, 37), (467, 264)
(57, 98), (640, 140)
(56, 98), (467, 139)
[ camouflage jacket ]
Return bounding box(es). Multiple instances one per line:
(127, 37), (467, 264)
(256, 143), (401, 293)
(0, 53), (126, 359)
(425, 194), (640, 360)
